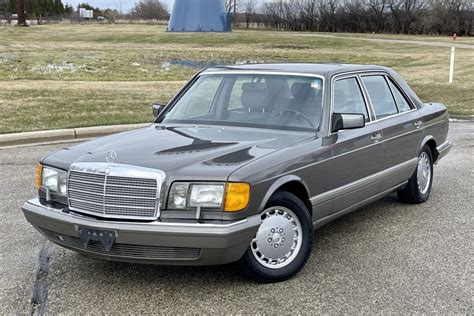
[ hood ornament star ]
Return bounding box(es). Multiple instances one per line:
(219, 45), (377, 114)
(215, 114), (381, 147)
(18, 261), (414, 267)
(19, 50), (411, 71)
(105, 151), (117, 174)
(106, 151), (117, 163)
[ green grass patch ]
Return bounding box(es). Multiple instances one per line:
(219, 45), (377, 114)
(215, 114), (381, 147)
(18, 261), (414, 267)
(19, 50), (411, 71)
(0, 81), (184, 134)
(0, 24), (472, 133)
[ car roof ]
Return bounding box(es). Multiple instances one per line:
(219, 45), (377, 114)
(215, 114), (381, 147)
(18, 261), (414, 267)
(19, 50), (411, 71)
(202, 63), (390, 77)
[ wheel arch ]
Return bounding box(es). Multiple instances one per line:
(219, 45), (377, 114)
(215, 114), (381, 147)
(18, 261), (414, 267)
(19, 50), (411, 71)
(259, 175), (312, 216)
(419, 135), (439, 162)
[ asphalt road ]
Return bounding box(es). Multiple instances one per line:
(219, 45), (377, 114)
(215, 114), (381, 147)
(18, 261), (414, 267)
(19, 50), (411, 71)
(0, 122), (472, 314)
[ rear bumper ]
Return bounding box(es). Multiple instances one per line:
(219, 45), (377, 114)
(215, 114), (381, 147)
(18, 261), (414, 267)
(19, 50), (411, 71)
(22, 198), (261, 265)
(436, 140), (453, 163)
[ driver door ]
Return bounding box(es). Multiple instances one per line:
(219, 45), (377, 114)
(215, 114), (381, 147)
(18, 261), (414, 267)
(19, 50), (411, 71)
(329, 75), (385, 213)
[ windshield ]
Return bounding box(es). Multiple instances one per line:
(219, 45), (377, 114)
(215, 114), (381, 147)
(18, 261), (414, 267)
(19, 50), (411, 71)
(160, 73), (324, 131)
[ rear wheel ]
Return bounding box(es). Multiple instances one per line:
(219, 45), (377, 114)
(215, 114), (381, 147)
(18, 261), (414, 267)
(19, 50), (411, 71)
(397, 145), (434, 204)
(240, 191), (313, 283)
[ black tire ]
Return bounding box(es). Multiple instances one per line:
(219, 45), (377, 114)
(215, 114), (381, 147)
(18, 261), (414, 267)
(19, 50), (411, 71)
(397, 145), (434, 204)
(240, 190), (313, 283)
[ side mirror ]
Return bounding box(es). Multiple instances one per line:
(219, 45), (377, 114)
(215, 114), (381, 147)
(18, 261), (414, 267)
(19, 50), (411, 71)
(332, 113), (365, 133)
(152, 103), (166, 117)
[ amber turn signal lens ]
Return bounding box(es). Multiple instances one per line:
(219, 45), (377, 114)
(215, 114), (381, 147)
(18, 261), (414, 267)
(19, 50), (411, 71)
(35, 163), (43, 189)
(224, 182), (250, 212)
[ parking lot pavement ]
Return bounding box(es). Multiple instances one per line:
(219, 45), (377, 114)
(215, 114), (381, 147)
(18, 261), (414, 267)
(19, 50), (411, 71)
(0, 122), (472, 314)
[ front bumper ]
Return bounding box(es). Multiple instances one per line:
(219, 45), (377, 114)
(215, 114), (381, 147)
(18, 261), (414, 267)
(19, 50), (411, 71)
(22, 198), (261, 265)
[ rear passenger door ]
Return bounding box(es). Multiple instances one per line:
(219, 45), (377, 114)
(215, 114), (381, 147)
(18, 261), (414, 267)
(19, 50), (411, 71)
(329, 75), (385, 213)
(360, 74), (423, 190)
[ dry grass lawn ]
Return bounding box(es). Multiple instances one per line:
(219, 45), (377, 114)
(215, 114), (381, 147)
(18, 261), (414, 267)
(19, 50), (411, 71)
(0, 24), (472, 133)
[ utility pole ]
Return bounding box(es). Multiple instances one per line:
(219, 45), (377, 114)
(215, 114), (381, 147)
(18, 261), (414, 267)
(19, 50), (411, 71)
(17, 0), (27, 26)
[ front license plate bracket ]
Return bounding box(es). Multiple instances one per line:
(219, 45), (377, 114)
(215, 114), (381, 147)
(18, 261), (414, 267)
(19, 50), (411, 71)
(78, 227), (116, 252)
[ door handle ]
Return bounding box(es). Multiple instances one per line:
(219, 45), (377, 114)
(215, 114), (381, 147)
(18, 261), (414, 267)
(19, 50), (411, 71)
(414, 120), (423, 128)
(371, 132), (382, 142)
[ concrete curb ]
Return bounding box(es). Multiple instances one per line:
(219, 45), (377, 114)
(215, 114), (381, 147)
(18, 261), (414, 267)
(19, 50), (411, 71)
(0, 123), (149, 148)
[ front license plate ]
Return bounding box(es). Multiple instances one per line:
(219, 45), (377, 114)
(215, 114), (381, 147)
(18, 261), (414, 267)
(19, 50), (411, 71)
(78, 227), (116, 252)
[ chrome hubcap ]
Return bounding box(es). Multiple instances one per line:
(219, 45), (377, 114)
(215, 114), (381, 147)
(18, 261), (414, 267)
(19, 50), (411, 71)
(251, 207), (303, 269)
(417, 152), (431, 194)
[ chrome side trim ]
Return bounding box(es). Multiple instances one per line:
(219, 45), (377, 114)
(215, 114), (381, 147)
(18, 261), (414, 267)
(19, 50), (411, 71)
(423, 120), (445, 129)
(313, 181), (408, 229)
(310, 158), (417, 206)
(331, 141), (381, 159)
(382, 127), (422, 143)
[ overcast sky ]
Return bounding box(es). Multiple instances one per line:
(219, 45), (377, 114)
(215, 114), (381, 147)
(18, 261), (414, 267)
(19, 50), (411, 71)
(66, 0), (267, 14)
(64, 0), (174, 13)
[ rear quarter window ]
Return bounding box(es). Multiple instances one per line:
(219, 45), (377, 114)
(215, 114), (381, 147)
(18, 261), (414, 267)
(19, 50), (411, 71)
(388, 79), (412, 112)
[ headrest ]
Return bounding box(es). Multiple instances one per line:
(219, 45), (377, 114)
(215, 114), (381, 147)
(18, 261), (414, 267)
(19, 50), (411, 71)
(291, 82), (318, 99)
(241, 82), (269, 109)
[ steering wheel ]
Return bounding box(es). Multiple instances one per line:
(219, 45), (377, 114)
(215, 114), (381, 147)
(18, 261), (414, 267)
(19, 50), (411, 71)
(276, 110), (315, 128)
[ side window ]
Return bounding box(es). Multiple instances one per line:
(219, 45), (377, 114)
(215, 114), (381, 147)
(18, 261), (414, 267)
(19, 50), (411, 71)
(388, 79), (412, 112)
(362, 75), (398, 119)
(333, 77), (369, 122)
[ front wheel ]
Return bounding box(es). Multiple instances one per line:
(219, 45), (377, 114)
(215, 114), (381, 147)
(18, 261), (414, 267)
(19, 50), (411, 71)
(397, 145), (434, 204)
(240, 191), (313, 283)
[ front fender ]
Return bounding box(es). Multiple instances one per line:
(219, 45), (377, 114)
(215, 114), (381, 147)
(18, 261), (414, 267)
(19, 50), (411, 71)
(257, 175), (310, 212)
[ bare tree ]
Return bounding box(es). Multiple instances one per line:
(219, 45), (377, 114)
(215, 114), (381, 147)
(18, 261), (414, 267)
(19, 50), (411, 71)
(243, 0), (256, 28)
(246, 0), (471, 35)
(225, 0), (244, 25)
(388, 0), (426, 33)
(130, 0), (169, 20)
(428, 0), (472, 35)
(318, 0), (340, 32)
(367, 0), (389, 32)
(343, 0), (367, 32)
(301, 0), (319, 31)
(262, 1), (283, 29)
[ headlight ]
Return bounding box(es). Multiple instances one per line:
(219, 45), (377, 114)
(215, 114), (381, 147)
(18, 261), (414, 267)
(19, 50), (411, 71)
(168, 182), (250, 212)
(39, 165), (67, 196)
(168, 183), (189, 209)
(189, 184), (224, 208)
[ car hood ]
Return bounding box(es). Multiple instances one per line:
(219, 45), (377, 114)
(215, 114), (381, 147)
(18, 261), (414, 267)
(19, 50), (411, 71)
(42, 124), (315, 181)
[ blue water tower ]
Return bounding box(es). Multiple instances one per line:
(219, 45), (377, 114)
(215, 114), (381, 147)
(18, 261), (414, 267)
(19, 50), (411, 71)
(168, 0), (232, 32)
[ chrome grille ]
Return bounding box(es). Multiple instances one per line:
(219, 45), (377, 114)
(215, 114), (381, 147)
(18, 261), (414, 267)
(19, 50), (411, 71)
(106, 176), (157, 187)
(67, 163), (165, 220)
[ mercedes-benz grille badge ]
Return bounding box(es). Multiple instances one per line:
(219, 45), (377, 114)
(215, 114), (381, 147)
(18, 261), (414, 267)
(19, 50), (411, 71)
(105, 151), (117, 174)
